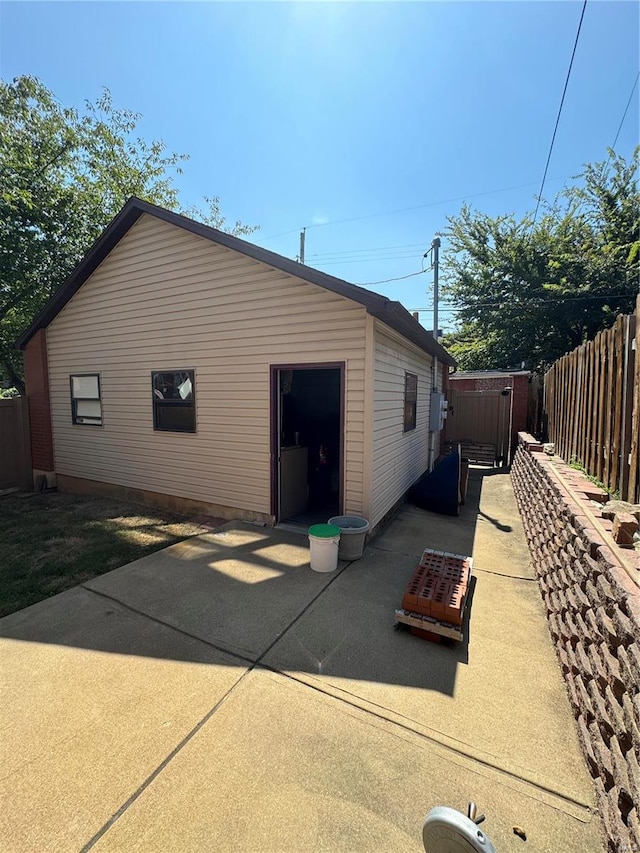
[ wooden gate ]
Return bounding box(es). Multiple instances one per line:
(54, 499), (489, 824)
(445, 389), (512, 465)
(0, 396), (32, 493)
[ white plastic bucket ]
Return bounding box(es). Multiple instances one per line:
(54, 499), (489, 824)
(328, 516), (370, 560)
(308, 524), (341, 573)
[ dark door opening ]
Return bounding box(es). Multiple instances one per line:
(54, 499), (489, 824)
(272, 365), (343, 525)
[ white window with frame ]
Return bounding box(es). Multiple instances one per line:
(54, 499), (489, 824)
(70, 374), (102, 426)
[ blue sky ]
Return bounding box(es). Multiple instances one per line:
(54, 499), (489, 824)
(1, 1), (638, 331)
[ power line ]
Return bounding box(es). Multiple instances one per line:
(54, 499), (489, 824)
(308, 242), (426, 259)
(317, 253), (423, 266)
(260, 176), (569, 242)
(611, 71), (640, 151)
(413, 293), (634, 312)
(531, 0), (587, 229)
(356, 270), (427, 287)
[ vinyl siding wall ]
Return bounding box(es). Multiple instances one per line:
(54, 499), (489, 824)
(370, 321), (435, 527)
(46, 215), (368, 517)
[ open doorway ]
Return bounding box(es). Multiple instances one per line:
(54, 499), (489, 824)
(271, 364), (343, 525)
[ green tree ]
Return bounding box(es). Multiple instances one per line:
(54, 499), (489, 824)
(0, 76), (256, 392)
(441, 148), (639, 372)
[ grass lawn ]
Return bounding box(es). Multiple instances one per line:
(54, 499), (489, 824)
(0, 492), (212, 618)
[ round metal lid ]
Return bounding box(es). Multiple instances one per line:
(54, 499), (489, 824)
(423, 807), (497, 853)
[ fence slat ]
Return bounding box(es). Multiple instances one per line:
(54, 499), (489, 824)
(589, 336), (597, 473)
(596, 331), (607, 483)
(603, 324), (615, 490)
(628, 295), (640, 503)
(611, 316), (626, 492)
(581, 342), (590, 466)
(568, 349), (576, 460)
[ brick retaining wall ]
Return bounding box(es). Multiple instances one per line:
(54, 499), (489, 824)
(511, 434), (640, 853)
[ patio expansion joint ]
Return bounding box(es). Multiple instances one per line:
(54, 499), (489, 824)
(78, 668), (252, 853)
(471, 567), (537, 581)
(81, 584), (257, 667)
(255, 664), (596, 824)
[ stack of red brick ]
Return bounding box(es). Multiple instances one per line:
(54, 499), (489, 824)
(402, 550), (471, 627)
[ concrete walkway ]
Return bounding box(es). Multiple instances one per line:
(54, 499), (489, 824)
(0, 470), (604, 852)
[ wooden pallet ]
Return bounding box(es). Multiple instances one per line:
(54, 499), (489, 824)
(394, 608), (466, 641)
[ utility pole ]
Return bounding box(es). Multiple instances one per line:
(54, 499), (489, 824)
(431, 236), (440, 340)
(299, 228), (306, 264)
(429, 235), (442, 472)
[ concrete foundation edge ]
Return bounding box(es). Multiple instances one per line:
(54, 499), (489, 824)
(56, 474), (273, 525)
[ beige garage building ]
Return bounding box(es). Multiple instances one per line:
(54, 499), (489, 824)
(19, 198), (455, 532)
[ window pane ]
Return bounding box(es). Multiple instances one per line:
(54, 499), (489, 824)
(405, 373), (417, 402)
(153, 372), (193, 401)
(76, 400), (102, 418)
(155, 403), (195, 432)
(404, 402), (416, 432)
(72, 375), (99, 399)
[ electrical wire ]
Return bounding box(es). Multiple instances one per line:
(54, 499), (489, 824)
(355, 270), (427, 287)
(317, 253), (424, 266)
(260, 176), (568, 242)
(531, 0), (588, 229)
(611, 71), (640, 151)
(413, 293), (634, 312)
(307, 242), (426, 259)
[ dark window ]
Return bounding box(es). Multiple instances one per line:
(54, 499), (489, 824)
(70, 374), (102, 426)
(404, 372), (417, 432)
(152, 370), (196, 433)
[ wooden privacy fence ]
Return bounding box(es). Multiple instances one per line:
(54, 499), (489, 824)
(544, 294), (640, 504)
(0, 395), (32, 492)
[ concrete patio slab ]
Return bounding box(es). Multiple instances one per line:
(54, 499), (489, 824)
(84, 523), (347, 661)
(0, 587), (248, 853)
(0, 469), (604, 852)
(90, 668), (602, 853)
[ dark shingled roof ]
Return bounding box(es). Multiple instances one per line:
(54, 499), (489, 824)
(17, 197), (456, 367)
